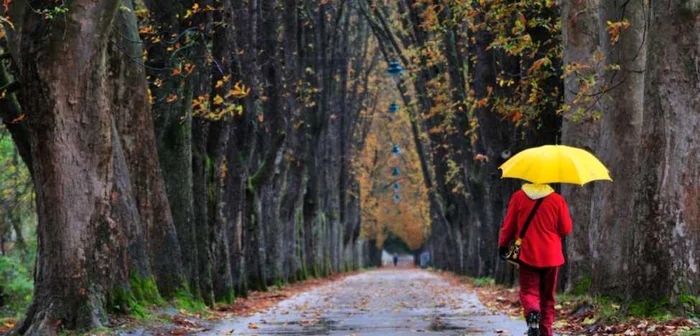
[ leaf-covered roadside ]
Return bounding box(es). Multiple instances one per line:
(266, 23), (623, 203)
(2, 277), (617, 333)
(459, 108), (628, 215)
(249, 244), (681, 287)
(434, 270), (699, 335)
(0, 271), (361, 336)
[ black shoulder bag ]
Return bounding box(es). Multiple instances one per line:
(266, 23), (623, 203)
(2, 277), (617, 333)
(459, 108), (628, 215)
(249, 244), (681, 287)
(505, 198), (545, 266)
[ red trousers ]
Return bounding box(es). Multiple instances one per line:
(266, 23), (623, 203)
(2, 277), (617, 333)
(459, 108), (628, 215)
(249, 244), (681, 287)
(519, 263), (559, 336)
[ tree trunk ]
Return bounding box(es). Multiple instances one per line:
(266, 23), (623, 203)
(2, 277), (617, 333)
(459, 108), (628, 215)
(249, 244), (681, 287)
(631, 1), (700, 300)
(144, 0), (200, 299)
(560, 0), (602, 293)
(587, 0), (648, 295)
(109, 0), (184, 294)
(17, 1), (132, 333)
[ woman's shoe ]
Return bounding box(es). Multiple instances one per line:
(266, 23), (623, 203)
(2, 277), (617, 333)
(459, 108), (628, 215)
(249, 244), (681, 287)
(526, 311), (540, 336)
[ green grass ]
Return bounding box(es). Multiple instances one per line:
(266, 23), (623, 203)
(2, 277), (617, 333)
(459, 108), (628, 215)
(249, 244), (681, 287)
(108, 286), (151, 319)
(556, 293), (692, 325)
(679, 329), (700, 336)
(129, 275), (164, 306)
(572, 276), (592, 296)
(173, 288), (207, 312)
(472, 277), (495, 287)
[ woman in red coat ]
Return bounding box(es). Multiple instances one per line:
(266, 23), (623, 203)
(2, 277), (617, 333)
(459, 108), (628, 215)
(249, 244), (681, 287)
(498, 184), (572, 336)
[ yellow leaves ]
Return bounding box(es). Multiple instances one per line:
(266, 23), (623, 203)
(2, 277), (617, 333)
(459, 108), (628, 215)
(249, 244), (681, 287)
(192, 94), (244, 121)
(215, 75), (231, 89)
(355, 98), (430, 251)
(248, 322), (259, 329)
(134, 7), (150, 18)
(606, 19), (631, 45)
(139, 25), (155, 35)
(183, 3), (200, 19)
(227, 81), (251, 99)
(1, 318), (17, 332)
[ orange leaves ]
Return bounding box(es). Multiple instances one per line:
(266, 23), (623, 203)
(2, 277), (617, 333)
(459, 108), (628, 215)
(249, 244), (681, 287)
(227, 81), (251, 99)
(212, 94), (224, 106)
(606, 19), (631, 45)
(171, 63), (195, 77)
(418, 5), (442, 32)
(9, 114), (24, 123)
(139, 25), (155, 35)
(528, 57), (551, 75)
(215, 75), (230, 89)
(474, 153), (489, 162)
(166, 94), (179, 103)
(355, 97), (430, 251)
(509, 110), (524, 123)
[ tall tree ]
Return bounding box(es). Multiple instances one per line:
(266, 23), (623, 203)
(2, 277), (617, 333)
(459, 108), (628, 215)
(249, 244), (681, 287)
(631, 1), (700, 300)
(16, 1), (139, 333)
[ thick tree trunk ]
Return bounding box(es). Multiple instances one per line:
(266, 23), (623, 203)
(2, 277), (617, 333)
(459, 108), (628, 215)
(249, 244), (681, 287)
(145, 0), (200, 299)
(631, 1), (700, 300)
(192, 119), (214, 304)
(109, 0), (184, 293)
(587, 0), (648, 295)
(561, 0), (602, 293)
(17, 1), (131, 333)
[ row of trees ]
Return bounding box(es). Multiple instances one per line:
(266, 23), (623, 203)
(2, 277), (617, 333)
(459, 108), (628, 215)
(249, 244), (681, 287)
(364, 0), (700, 303)
(361, 0), (560, 283)
(0, 0), (383, 334)
(0, 0), (698, 333)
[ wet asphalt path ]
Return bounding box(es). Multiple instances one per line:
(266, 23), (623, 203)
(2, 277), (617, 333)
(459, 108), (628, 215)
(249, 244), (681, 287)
(202, 269), (526, 335)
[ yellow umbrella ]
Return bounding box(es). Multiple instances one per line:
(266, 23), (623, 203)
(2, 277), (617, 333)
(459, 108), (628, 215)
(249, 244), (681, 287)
(498, 145), (612, 185)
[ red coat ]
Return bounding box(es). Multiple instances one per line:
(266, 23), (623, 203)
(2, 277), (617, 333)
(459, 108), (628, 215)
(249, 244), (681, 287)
(498, 190), (573, 267)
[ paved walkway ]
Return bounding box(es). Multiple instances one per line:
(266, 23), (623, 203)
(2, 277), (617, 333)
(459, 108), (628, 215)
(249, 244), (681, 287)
(203, 269), (527, 335)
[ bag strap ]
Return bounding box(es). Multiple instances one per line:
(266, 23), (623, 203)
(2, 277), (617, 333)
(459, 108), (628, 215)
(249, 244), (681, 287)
(518, 197), (545, 239)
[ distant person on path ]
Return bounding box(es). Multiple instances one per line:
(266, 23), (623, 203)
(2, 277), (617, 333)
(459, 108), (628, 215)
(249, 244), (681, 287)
(498, 184), (572, 336)
(393, 254), (399, 267)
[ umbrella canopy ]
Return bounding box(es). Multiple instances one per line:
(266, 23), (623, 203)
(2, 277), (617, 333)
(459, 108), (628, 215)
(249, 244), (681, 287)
(498, 145), (612, 185)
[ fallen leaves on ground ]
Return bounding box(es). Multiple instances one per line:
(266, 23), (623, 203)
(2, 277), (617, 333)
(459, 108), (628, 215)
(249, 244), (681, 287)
(434, 269), (699, 335)
(168, 313), (209, 334)
(214, 271), (359, 318)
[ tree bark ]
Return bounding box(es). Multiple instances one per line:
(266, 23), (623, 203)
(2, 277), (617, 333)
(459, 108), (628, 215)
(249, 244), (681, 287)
(588, 0), (648, 295)
(631, 0), (700, 300)
(561, 0), (602, 293)
(16, 1), (132, 333)
(109, 0), (184, 294)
